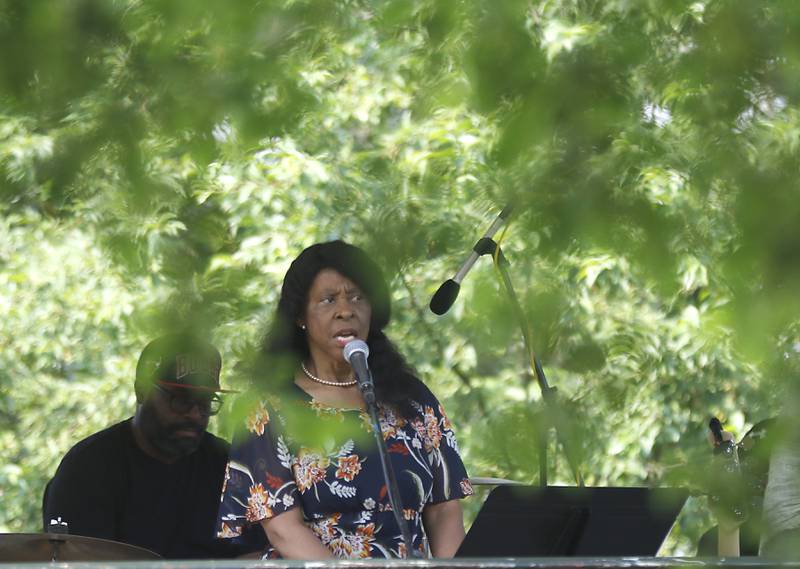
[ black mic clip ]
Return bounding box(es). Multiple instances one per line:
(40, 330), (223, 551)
(473, 237), (506, 262)
(358, 369), (376, 406)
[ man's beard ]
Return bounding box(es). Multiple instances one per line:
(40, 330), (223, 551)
(139, 402), (204, 460)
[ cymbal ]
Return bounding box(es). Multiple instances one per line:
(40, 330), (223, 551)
(0, 533), (161, 561)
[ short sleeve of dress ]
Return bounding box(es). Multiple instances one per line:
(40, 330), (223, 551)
(414, 385), (475, 505)
(216, 398), (301, 539)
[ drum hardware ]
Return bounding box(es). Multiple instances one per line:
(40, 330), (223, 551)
(0, 533), (161, 562)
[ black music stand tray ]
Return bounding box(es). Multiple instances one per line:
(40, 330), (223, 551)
(457, 485), (688, 557)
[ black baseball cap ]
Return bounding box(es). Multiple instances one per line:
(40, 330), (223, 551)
(134, 334), (235, 399)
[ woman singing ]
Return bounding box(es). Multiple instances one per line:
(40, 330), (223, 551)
(216, 240), (473, 559)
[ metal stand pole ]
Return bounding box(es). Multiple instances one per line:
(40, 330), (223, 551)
(475, 237), (584, 487)
(364, 394), (423, 558)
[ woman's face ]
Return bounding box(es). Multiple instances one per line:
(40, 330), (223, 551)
(301, 268), (372, 367)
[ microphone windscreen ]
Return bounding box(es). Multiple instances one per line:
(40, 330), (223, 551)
(429, 279), (460, 315)
(343, 339), (369, 363)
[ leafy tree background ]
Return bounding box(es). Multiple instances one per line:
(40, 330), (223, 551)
(2, 0), (799, 555)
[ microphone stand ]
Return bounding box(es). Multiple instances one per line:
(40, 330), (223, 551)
(360, 375), (423, 558)
(474, 237), (584, 487)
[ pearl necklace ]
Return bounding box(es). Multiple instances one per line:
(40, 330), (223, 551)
(301, 362), (357, 387)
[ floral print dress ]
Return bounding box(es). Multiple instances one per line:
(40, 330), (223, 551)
(216, 383), (473, 559)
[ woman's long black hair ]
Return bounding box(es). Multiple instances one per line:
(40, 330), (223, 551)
(256, 240), (425, 415)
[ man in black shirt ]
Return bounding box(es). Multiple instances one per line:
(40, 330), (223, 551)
(43, 334), (261, 559)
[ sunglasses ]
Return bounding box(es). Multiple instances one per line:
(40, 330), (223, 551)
(155, 384), (223, 417)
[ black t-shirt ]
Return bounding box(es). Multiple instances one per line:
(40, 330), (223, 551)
(42, 418), (260, 559)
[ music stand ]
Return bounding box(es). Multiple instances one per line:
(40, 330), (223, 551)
(457, 485), (688, 557)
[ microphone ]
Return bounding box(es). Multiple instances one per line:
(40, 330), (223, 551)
(343, 339), (418, 557)
(430, 204), (514, 315)
(343, 340), (375, 405)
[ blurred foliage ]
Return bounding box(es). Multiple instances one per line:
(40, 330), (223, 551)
(2, 0), (799, 556)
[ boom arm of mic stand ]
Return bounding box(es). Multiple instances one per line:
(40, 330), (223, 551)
(481, 239), (584, 487)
